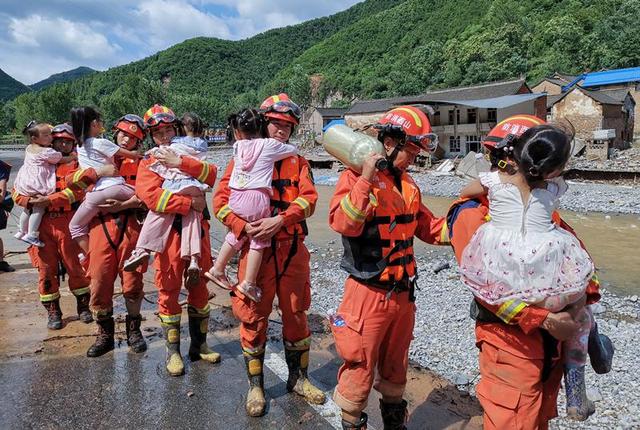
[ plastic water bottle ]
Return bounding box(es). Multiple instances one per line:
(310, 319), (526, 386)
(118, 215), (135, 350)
(330, 313), (346, 328)
(322, 124), (388, 173)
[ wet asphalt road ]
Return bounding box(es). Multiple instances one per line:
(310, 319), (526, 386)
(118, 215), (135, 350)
(1, 327), (340, 429)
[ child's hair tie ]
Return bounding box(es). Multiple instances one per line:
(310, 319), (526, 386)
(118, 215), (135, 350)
(528, 166), (540, 177)
(22, 120), (37, 135)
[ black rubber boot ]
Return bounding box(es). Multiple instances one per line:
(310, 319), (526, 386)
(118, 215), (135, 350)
(588, 322), (614, 374)
(284, 343), (326, 404)
(187, 306), (220, 363)
(86, 316), (115, 357)
(75, 293), (93, 323)
(379, 399), (408, 430)
(243, 349), (266, 417)
(162, 321), (184, 376)
(42, 299), (63, 330)
(341, 412), (368, 429)
(125, 314), (147, 353)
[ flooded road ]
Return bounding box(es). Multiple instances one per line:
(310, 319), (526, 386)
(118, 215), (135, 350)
(309, 185), (640, 297)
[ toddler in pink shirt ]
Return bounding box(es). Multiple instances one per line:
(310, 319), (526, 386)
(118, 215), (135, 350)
(205, 109), (296, 301)
(13, 121), (76, 247)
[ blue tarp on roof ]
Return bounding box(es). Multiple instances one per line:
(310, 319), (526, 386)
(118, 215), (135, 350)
(581, 67), (640, 87)
(323, 119), (345, 132)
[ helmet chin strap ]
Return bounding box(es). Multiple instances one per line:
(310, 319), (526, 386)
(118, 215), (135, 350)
(383, 135), (406, 176)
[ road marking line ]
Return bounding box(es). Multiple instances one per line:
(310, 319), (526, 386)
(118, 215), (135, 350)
(264, 346), (345, 429)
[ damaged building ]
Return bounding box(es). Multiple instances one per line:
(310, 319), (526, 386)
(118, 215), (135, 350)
(533, 67), (638, 147)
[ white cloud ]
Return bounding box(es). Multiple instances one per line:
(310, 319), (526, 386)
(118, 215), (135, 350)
(9, 15), (120, 61)
(136, 0), (232, 49)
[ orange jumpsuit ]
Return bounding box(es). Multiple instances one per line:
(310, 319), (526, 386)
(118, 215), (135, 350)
(446, 197), (601, 430)
(13, 160), (89, 302)
(66, 159), (145, 316)
(135, 156), (217, 321)
(328, 169), (446, 413)
(213, 156), (317, 354)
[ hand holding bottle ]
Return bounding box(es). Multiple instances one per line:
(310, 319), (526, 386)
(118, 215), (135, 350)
(362, 153), (386, 181)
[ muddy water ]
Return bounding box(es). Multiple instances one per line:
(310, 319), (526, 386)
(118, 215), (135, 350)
(309, 186), (640, 297)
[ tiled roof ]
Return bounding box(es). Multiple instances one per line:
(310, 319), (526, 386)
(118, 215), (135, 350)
(314, 107), (349, 117)
(346, 78), (529, 115)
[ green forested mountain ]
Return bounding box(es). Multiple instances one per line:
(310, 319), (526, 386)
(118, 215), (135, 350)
(2, 0), (639, 133)
(29, 67), (96, 92)
(0, 69), (30, 102)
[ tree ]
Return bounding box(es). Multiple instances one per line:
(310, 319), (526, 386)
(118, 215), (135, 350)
(0, 100), (17, 134)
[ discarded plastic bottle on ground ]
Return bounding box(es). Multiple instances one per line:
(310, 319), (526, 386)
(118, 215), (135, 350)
(330, 313), (346, 328)
(322, 124), (388, 173)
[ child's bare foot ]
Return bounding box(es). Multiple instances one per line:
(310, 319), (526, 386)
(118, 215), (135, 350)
(185, 258), (201, 288)
(236, 280), (262, 303)
(204, 268), (231, 289)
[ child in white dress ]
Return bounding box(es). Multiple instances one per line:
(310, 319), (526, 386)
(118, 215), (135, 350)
(123, 113), (211, 285)
(205, 109), (296, 302)
(68, 107), (141, 256)
(13, 121), (76, 247)
(459, 125), (600, 421)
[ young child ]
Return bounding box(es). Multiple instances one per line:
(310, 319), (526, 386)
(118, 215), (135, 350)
(459, 125), (600, 421)
(13, 121), (75, 247)
(68, 107), (141, 256)
(123, 112), (210, 284)
(205, 109), (297, 302)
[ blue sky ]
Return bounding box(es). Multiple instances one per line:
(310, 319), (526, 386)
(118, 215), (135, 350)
(0, 0), (363, 84)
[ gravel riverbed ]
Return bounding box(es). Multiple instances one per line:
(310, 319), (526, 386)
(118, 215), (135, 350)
(307, 243), (640, 430)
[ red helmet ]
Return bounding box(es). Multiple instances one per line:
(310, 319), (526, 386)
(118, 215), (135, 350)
(51, 123), (75, 142)
(260, 93), (301, 126)
(376, 105), (437, 152)
(483, 115), (545, 150)
(143, 104), (178, 129)
(112, 114), (146, 140)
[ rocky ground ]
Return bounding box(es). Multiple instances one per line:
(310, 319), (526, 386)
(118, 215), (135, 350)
(307, 240), (640, 430)
(569, 145), (640, 172)
(411, 173), (640, 215)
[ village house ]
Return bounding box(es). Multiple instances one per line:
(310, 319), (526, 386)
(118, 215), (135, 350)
(550, 87), (635, 149)
(531, 72), (577, 95)
(534, 67), (639, 145)
(345, 78), (547, 158)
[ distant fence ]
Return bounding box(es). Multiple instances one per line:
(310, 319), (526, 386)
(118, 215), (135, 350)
(0, 136), (24, 151)
(0, 135), (23, 150)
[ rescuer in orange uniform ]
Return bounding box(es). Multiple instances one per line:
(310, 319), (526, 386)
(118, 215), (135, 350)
(66, 115), (149, 357)
(213, 93), (325, 416)
(328, 106), (447, 430)
(136, 104), (220, 376)
(445, 115), (605, 429)
(13, 123), (91, 330)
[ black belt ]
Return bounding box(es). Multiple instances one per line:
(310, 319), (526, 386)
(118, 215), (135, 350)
(369, 214), (415, 225)
(470, 300), (502, 323)
(351, 275), (417, 302)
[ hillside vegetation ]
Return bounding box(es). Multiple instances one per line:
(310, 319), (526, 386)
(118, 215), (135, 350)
(1, 0), (639, 132)
(0, 69), (30, 103)
(29, 66), (96, 92)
